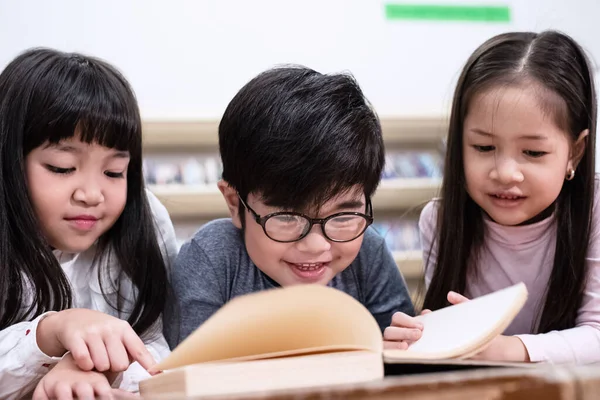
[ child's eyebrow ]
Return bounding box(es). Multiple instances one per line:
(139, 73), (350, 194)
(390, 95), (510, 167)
(471, 128), (492, 137)
(519, 134), (549, 141)
(44, 144), (79, 152)
(470, 128), (548, 141)
(110, 151), (130, 159)
(43, 144), (130, 158)
(332, 200), (365, 211)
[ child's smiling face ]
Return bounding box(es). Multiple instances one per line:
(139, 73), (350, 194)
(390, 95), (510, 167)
(462, 84), (587, 226)
(26, 136), (129, 253)
(224, 183), (370, 286)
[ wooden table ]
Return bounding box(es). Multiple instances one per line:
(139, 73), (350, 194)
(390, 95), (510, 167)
(144, 364), (600, 400)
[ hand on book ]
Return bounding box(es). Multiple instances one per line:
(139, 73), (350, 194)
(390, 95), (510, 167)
(383, 309), (429, 349)
(447, 291), (470, 305)
(383, 290), (470, 349)
(32, 353), (139, 400)
(468, 335), (531, 362)
(447, 291), (530, 363)
(37, 309), (158, 374)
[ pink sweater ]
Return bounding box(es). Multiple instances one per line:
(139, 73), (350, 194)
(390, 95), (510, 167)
(419, 194), (600, 364)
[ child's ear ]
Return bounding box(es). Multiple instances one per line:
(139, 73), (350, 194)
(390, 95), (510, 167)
(568, 129), (589, 173)
(217, 180), (243, 229)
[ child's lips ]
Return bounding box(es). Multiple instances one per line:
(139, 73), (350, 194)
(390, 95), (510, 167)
(288, 262), (328, 270)
(488, 193), (527, 208)
(64, 215), (99, 231)
(285, 261), (330, 281)
(489, 192), (525, 200)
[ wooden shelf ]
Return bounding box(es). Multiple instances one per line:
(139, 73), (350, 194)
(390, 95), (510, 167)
(148, 178), (441, 219)
(142, 121), (220, 149)
(373, 177), (441, 211)
(142, 118), (447, 150)
(380, 118), (447, 144)
(393, 250), (424, 280)
(149, 184), (227, 218)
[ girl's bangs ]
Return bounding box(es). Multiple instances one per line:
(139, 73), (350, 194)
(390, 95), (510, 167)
(24, 58), (140, 153)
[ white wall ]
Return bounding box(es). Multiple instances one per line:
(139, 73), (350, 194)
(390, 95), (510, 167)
(1, 0), (599, 121)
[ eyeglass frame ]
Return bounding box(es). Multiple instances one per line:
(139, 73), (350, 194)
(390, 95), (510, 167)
(237, 194), (374, 243)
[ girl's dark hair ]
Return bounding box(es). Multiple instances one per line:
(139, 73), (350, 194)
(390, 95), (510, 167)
(423, 31), (597, 334)
(0, 48), (169, 336)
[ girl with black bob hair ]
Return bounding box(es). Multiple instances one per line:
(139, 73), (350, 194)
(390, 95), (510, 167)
(0, 48), (177, 398)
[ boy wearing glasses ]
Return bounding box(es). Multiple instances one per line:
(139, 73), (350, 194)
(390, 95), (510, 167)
(164, 67), (414, 348)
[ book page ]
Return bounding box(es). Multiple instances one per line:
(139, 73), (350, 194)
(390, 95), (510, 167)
(384, 283), (528, 361)
(157, 285), (383, 370)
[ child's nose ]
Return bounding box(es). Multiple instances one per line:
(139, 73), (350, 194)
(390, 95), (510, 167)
(72, 180), (104, 206)
(296, 225), (332, 254)
(489, 158), (524, 184)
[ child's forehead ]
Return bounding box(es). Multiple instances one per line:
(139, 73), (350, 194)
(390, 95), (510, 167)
(256, 186), (366, 213)
(42, 137), (130, 157)
(465, 85), (567, 137)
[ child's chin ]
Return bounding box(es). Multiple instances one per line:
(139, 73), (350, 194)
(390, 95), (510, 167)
(56, 239), (96, 254)
(486, 211), (530, 226)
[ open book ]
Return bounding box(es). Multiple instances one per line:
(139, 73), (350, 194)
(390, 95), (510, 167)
(140, 283), (528, 398)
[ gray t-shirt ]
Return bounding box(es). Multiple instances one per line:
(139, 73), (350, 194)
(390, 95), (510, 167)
(164, 219), (414, 348)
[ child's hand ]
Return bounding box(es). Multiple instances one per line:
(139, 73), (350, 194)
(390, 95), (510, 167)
(37, 309), (156, 373)
(383, 290), (470, 350)
(447, 291), (470, 305)
(469, 335), (531, 362)
(383, 309), (430, 350)
(447, 291), (530, 362)
(32, 353), (138, 400)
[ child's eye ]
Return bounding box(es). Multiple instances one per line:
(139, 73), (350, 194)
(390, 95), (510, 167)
(45, 165), (75, 174)
(524, 150), (547, 158)
(473, 145), (495, 152)
(105, 171), (125, 178)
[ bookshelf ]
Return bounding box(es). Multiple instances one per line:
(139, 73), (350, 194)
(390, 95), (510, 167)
(142, 118), (447, 150)
(148, 177), (441, 219)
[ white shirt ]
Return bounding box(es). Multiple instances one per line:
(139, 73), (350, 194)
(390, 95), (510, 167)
(0, 190), (178, 399)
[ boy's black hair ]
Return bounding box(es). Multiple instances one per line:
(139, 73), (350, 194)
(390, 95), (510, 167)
(219, 66), (384, 215)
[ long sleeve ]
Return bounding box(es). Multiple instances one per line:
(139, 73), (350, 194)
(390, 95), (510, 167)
(0, 313), (63, 400)
(516, 263), (600, 363)
(516, 194), (600, 364)
(364, 232), (415, 330)
(113, 190), (177, 390)
(163, 239), (226, 348)
(418, 200), (439, 289)
(146, 189), (179, 270)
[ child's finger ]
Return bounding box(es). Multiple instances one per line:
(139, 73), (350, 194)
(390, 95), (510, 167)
(383, 326), (422, 342)
(390, 312), (424, 329)
(105, 335), (131, 372)
(447, 291), (470, 305)
(420, 309), (432, 315)
(93, 381), (115, 400)
(123, 329), (156, 372)
(69, 336), (94, 371)
(73, 382), (95, 400)
(383, 340), (409, 350)
(54, 381), (74, 400)
(32, 383), (50, 400)
(87, 334), (111, 372)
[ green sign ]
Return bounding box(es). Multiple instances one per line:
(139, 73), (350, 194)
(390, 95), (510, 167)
(385, 4), (511, 22)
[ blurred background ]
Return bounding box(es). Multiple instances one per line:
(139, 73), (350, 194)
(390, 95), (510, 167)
(2, 0), (599, 296)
